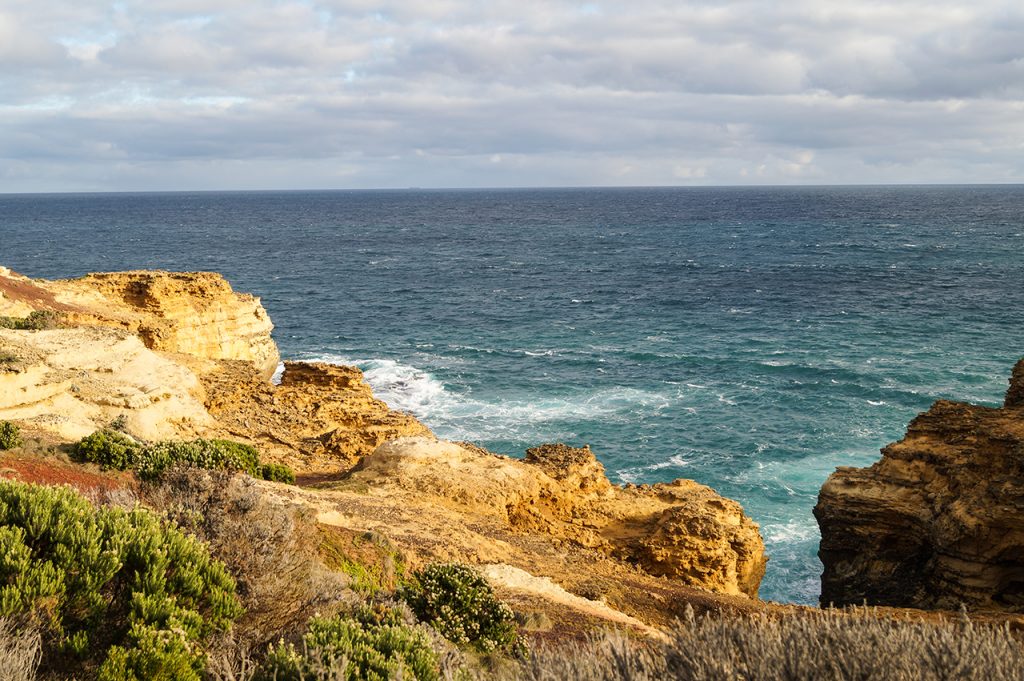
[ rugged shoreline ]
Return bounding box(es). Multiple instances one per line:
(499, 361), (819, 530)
(1, 266), (769, 639)
(5, 264), (1024, 681)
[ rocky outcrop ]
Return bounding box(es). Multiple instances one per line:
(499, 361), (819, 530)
(201, 360), (431, 471)
(816, 361), (1024, 612)
(1006, 358), (1024, 409)
(0, 267), (424, 466)
(0, 268), (278, 378)
(0, 327), (215, 441)
(349, 437), (765, 597)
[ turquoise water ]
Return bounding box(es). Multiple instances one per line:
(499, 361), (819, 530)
(2, 186), (1022, 603)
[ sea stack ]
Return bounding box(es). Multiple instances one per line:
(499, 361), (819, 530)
(815, 359), (1024, 612)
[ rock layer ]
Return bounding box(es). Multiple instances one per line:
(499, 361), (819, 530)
(0, 327), (215, 441)
(816, 361), (1024, 611)
(351, 437), (766, 597)
(1, 268), (278, 377)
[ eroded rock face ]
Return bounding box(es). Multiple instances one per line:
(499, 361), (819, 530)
(202, 361), (431, 470)
(1006, 358), (1024, 409)
(0, 268), (278, 377)
(0, 267), (425, 466)
(0, 327), (215, 441)
(816, 362), (1024, 611)
(352, 437), (766, 597)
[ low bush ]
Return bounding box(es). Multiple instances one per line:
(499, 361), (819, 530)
(75, 429), (142, 469)
(0, 310), (64, 331)
(260, 462), (296, 484)
(0, 421), (21, 450)
(141, 469), (352, 645)
(73, 430), (294, 483)
(401, 563), (525, 656)
(0, 480), (242, 679)
(257, 605), (441, 681)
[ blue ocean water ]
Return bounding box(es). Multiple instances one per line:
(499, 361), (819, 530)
(2, 186), (1022, 604)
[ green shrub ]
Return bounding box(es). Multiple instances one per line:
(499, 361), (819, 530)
(0, 311), (64, 331)
(400, 563), (525, 656)
(135, 439), (261, 479)
(258, 605), (440, 681)
(74, 429), (143, 469)
(0, 421), (21, 450)
(0, 480), (242, 679)
(73, 431), (294, 483)
(260, 462), (296, 484)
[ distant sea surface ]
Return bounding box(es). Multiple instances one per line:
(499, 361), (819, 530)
(3, 186), (1022, 603)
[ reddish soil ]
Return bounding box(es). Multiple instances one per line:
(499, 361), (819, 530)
(0, 453), (135, 494)
(0, 270), (84, 313)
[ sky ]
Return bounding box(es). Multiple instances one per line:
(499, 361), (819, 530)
(1, 0), (1023, 192)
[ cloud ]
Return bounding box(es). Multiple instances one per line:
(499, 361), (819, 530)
(0, 0), (1022, 190)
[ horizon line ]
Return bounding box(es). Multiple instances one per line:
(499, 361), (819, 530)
(3, 182), (1024, 197)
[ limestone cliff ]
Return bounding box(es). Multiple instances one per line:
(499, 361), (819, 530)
(0, 266), (424, 460)
(0, 327), (215, 441)
(0, 268), (278, 377)
(816, 360), (1024, 612)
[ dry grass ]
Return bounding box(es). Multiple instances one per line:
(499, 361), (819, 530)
(201, 605), (1024, 681)
(141, 469), (355, 646)
(0, 619), (41, 681)
(503, 607), (1024, 681)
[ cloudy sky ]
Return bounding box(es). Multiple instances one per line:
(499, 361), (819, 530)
(2, 0), (1023, 191)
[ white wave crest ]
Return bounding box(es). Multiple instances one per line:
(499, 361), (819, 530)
(762, 520), (818, 544)
(298, 354), (448, 416)
(290, 353), (674, 444)
(617, 453), (690, 484)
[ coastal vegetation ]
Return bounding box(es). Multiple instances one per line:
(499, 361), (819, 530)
(73, 430), (294, 483)
(0, 421), (21, 450)
(401, 563), (527, 657)
(257, 606), (441, 681)
(498, 609), (1024, 681)
(0, 311), (63, 331)
(0, 480), (241, 680)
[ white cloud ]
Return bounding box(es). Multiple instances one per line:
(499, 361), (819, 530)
(0, 0), (1022, 190)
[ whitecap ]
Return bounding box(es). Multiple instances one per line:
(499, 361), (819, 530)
(867, 400), (886, 406)
(763, 521), (818, 544)
(292, 353), (675, 444)
(616, 453), (690, 482)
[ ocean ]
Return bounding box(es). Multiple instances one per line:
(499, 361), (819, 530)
(2, 185), (1022, 604)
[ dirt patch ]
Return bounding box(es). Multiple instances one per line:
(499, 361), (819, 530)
(0, 270), (82, 313)
(0, 452), (134, 495)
